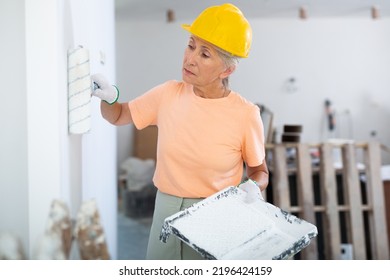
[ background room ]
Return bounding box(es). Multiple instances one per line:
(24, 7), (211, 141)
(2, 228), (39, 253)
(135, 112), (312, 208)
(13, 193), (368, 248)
(115, 1), (390, 260)
(1, 0), (390, 260)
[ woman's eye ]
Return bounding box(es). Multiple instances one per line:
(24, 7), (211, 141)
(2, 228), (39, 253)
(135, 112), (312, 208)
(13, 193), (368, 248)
(188, 44), (195, 50)
(202, 52), (210, 58)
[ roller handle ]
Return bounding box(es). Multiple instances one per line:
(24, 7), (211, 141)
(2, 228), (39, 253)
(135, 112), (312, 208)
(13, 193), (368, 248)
(93, 81), (100, 91)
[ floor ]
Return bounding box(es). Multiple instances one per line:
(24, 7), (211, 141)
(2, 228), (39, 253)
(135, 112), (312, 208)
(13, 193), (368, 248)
(116, 202), (153, 260)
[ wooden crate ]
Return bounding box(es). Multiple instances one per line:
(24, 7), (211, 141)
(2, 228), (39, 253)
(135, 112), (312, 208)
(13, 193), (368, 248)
(265, 141), (389, 260)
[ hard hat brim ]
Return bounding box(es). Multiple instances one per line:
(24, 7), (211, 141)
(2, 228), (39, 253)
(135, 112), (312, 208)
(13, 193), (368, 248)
(181, 24), (191, 32)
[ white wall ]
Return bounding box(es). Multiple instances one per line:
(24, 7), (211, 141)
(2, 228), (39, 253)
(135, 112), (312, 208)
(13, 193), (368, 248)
(237, 19), (390, 146)
(116, 16), (390, 166)
(65, 0), (118, 259)
(0, 0), (117, 259)
(0, 0), (29, 251)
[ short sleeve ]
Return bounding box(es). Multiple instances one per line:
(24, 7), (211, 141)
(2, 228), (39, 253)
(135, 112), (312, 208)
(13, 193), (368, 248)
(128, 81), (172, 129)
(242, 105), (266, 167)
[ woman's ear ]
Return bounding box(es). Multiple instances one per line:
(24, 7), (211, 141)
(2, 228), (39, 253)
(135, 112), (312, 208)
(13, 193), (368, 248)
(220, 65), (236, 80)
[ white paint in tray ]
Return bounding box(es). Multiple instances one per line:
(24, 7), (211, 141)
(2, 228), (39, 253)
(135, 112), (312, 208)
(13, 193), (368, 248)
(160, 180), (318, 260)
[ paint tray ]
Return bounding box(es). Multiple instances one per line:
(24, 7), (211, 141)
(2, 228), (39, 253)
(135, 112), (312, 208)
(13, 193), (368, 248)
(160, 180), (318, 260)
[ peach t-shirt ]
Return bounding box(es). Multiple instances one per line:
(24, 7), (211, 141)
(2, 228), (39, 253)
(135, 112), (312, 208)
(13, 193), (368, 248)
(129, 80), (265, 198)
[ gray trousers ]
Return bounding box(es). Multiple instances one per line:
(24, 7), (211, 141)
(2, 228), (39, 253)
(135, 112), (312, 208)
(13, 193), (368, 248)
(146, 190), (205, 260)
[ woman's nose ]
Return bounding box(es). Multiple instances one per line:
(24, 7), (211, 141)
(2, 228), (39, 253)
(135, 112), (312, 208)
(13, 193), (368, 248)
(186, 52), (197, 66)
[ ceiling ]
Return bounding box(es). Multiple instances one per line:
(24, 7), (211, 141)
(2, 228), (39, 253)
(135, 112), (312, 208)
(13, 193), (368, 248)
(115, 0), (390, 20)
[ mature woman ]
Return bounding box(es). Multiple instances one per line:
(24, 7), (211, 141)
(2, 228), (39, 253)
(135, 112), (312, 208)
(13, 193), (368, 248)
(92, 3), (269, 260)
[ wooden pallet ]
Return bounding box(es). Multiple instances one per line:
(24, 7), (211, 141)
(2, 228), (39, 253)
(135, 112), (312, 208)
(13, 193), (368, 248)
(265, 141), (389, 260)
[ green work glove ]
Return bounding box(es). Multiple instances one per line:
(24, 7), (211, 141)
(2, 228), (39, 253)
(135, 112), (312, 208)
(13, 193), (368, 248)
(91, 73), (119, 105)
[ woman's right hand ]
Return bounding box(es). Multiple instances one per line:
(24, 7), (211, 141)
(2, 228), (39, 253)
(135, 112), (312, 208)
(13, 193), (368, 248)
(91, 73), (119, 105)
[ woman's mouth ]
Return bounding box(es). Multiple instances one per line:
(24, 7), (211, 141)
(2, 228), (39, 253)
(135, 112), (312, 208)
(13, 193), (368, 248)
(183, 68), (195, 76)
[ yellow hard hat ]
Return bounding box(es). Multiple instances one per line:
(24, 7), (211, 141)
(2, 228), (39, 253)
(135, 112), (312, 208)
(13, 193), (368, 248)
(181, 3), (252, 58)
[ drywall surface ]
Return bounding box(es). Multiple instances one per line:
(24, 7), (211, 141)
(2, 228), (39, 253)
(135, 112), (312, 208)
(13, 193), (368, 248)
(0, 0), (117, 259)
(0, 0), (29, 252)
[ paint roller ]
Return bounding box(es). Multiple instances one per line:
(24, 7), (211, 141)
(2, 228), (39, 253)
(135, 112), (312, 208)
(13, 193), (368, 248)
(67, 46), (94, 134)
(67, 46), (119, 135)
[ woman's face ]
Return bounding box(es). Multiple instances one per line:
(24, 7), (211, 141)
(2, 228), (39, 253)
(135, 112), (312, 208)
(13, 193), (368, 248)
(182, 36), (230, 88)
